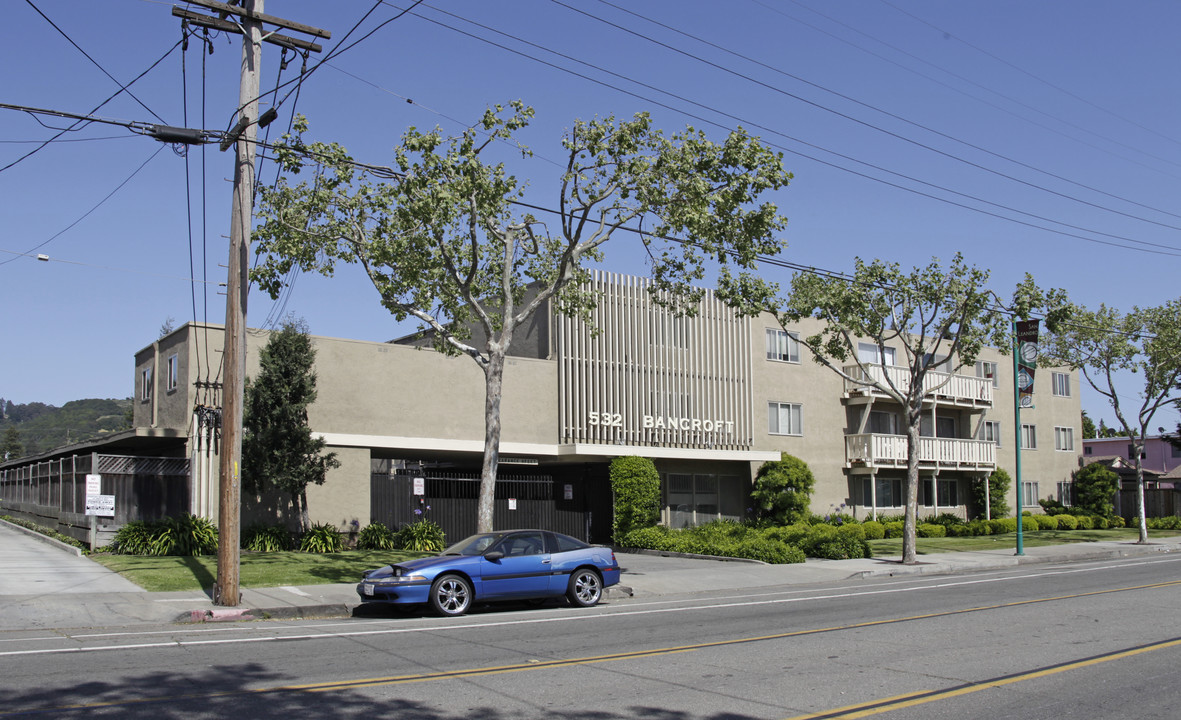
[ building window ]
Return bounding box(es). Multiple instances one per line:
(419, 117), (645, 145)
(166, 354), (178, 392)
(1126, 444), (1146, 460)
(765, 328), (800, 363)
(1021, 424), (1037, 450)
(768, 402), (803, 436)
(937, 479), (959, 507)
(1052, 372), (1071, 397)
(863, 477), (903, 508)
(858, 342), (896, 366)
(1173, 444), (1181, 459)
(921, 415), (957, 438)
(976, 361), (999, 387)
(1056, 481), (1074, 506)
(980, 420), (1001, 446)
(1054, 426), (1074, 452)
(1022, 481), (1039, 507)
(140, 368), (152, 401)
(869, 411), (901, 435)
(1085, 446), (1093, 455)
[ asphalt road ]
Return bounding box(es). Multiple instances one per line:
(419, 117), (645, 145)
(3, 553), (1180, 719)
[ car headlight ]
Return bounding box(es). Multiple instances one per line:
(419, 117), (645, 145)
(374, 574), (425, 584)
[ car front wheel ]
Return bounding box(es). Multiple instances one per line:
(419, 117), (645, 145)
(429, 574), (472, 617)
(566, 568), (603, 607)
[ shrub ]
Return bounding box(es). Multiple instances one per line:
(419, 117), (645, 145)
(762, 523), (812, 546)
(1075, 515), (1094, 530)
(1020, 516), (1038, 533)
(989, 518), (1018, 534)
(883, 521), (905, 539)
(1148, 516), (1181, 530)
(110, 514), (218, 556)
(801, 524), (870, 560)
(394, 519), (446, 552)
(1055, 514), (1078, 530)
(1038, 498), (1067, 516)
(732, 537), (806, 564)
(610, 456), (661, 543)
(750, 453), (816, 526)
(946, 524), (974, 537)
(243, 522), (292, 552)
(300, 523), (344, 553)
(925, 513), (965, 528)
(1109, 515), (1126, 528)
(972, 469), (1012, 519)
(1034, 515), (1058, 530)
(916, 523), (946, 538)
(356, 522), (397, 551)
(861, 520), (885, 540)
(967, 519), (992, 536)
(1090, 516), (1109, 530)
(619, 525), (673, 550)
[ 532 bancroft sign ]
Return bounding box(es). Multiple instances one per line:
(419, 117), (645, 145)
(587, 411), (735, 434)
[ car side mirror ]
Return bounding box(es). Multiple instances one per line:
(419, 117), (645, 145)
(483, 550), (504, 561)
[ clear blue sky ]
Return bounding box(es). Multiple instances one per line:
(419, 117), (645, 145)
(2, 0), (1178, 432)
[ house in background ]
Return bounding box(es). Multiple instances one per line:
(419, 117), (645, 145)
(1082, 435), (1181, 482)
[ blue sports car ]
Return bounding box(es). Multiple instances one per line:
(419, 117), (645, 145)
(357, 529), (622, 616)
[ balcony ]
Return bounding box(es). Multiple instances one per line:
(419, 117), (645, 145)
(843, 364), (993, 407)
(845, 433), (996, 471)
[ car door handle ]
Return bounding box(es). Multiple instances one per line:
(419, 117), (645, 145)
(541, 559), (551, 564)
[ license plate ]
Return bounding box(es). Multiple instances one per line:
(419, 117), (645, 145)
(363, 583), (374, 596)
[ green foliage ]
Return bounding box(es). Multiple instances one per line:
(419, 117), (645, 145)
(243, 523), (293, 552)
(1073, 462), (1120, 518)
(619, 525), (674, 551)
(924, 513), (966, 528)
(243, 319), (340, 533)
(1055, 514), (1079, 530)
(750, 454), (816, 525)
(110, 514), (218, 556)
(1034, 515), (1058, 530)
(356, 522), (397, 551)
(1148, 516), (1181, 530)
(916, 523), (947, 538)
(861, 520), (885, 540)
(619, 523), (806, 564)
(394, 520), (446, 553)
(1075, 516), (1095, 530)
(883, 520), (905, 538)
(1020, 516), (1039, 532)
(989, 518), (1018, 534)
(972, 469), (1012, 519)
(967, 519), (993, 536)
(610, 456), (661, 543)
(300, 523), (344, 553)
(0, 398), (131, 457)
(799, 524), (871, 560)
(255, 106), (793, 534)
(1038, 497), (1068, 515)
(761, 523), (812, 546)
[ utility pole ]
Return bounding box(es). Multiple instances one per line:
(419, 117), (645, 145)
(173, 0), (329, 606)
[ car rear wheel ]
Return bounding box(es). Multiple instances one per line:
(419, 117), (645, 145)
(429, 574), (472, 617)
(566, 568), (602, 607)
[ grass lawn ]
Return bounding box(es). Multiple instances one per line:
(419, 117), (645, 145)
(90, 549), (433, 592)
(868, 527), (1175, 557)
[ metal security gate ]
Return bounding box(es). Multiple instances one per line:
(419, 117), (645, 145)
(370, 470), (596, 544)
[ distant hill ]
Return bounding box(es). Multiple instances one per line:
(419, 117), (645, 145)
(0, 398), (132, 459)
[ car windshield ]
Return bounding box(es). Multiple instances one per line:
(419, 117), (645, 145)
(441, 533), (503, 556)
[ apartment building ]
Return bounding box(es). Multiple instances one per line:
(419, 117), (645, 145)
(112, 271), (1082, 541)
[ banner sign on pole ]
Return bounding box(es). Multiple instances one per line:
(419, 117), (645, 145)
(1016, 319), (1040, 409)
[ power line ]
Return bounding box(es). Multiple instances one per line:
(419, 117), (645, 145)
(400, 7), (1181, 257)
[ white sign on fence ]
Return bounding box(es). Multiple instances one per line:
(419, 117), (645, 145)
(85, 474), (102, 497)
(85, 494), (115, 517)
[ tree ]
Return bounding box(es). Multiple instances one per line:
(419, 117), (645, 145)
(1, 426), (22, 460)
(1081, 410), (1097, 440)
(750, 453), (815, 526)
(971, 467), (1012, 520)
(1073, 462), (1120, 518)
(253, 104), (792, 533)
(1041, 299), (1181, 543)
(242, 319), (340, 533)
(722, 254), (1043, 564)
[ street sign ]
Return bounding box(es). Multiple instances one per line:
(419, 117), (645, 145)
(85, 494), (115, 517)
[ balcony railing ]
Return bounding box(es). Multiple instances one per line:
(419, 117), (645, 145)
(842, 364), (993, 406)
(845, 433), (996, 470)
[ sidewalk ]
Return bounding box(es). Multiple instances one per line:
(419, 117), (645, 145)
(2, 520), (1178, 632)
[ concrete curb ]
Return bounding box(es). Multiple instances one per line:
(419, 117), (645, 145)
(0, 518), (84, 557)
(616, 547), (768, 565)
